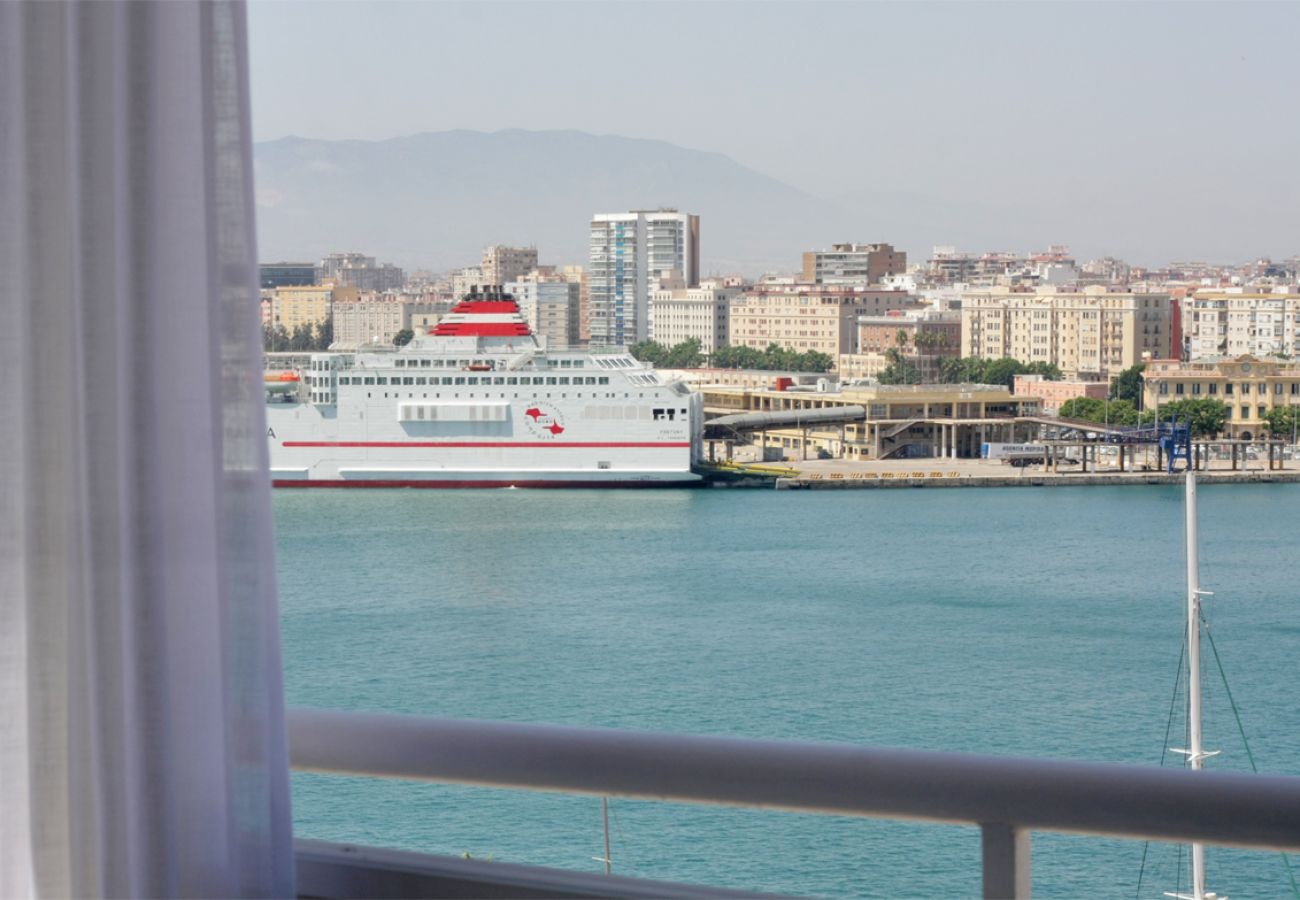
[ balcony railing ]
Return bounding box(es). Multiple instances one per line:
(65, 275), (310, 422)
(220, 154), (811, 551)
(288, 707), (1300, 899)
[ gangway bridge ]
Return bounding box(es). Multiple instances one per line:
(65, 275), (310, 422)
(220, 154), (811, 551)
(703, 406), (866, 440)
(1031, 417), (1195, 474)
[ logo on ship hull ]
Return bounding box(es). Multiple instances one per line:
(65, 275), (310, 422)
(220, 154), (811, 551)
(522, 403), (566, 438)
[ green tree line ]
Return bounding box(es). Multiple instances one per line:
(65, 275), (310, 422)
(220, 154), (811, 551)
(1058, 396), (1230, 437)
(263, 315), (333, 352)
(629, 339), (835, 373)
(878, 354), (1063, 388)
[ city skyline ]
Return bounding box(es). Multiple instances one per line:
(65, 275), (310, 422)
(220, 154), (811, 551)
(248, 2), (1300, 266)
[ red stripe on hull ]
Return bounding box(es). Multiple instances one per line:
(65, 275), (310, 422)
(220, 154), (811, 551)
(281, 441), (691, 449)
(272, 479), (697, 489)
(449, 301), (519, 314)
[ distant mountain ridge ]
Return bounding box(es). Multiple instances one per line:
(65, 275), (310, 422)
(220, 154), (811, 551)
(253, 129), (877, 274)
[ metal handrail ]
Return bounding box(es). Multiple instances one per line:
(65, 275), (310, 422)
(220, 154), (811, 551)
(288, 707), (1300, 898)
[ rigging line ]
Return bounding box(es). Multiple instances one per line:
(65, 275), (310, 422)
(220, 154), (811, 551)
(1202, 615), (1300, 900)
(611, 800), (626, 846)
(1137, 637), (1187, 900)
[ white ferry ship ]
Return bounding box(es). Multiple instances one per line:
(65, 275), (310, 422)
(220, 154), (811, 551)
(265, 287), (704, 487)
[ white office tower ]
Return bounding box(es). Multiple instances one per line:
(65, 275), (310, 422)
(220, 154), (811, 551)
(589, 209), (700, 347)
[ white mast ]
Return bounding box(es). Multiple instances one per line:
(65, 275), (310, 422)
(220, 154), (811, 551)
(1167, 470), (1222, 900)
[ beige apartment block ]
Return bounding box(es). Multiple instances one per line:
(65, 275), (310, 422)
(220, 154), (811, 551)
(960, 286), (1172, 379)
(450, 267), (484, 299)
(1182, 291), (1300, 359)
(481, 245), (539, 286)
(731, 285), (922, 358)
(270, 285), (333, 333)
(332, 295), (446, 347)
(1142, 355), (1300, 440)
(504, 279), (577, 349)
(801, 243), (906, 285)
(649, 284), (739, 352)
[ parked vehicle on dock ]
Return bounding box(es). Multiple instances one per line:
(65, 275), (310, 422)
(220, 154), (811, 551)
(982, 442), (1049, 466)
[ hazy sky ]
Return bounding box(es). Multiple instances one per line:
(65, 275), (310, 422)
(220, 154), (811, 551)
(248, 2), (1299, 264)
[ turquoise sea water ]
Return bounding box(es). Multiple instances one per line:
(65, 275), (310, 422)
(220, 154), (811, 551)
(277, 484), (1300, 898)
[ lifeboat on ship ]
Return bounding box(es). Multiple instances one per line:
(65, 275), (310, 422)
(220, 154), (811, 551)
(264, 370), (300, 393)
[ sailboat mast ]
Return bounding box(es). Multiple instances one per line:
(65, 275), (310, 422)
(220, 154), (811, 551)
(602, 797), (612, 876)
(1184, 470), (1207, 900)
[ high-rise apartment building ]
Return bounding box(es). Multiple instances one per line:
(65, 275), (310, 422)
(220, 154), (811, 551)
(960, 286), (1173, 379)
(802, 243), (905, 285)
(649, 283), (739, 353)
(588, 209), (699, 347)
(481, 245), (538, 286)
(1182, 291), (1300, 360)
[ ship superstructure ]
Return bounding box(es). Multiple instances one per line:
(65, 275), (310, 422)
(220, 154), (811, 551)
(266, 287), (703, 487)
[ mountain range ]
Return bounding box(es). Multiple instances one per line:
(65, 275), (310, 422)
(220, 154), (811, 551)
(252, 129), (972, 275)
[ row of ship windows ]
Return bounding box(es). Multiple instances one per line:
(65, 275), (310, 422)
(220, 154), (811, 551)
(363, 393), (659, 401)
(339, 376), (612, 386)
(392, 358), (585, 369)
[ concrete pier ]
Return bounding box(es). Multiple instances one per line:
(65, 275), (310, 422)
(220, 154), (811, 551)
(778, 470), (1300, 490)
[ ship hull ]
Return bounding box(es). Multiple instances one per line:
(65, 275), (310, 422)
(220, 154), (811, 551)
(272, 476), (698, 489)
(267, 398), (703, 488)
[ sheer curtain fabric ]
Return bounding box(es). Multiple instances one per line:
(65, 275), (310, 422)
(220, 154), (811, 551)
(0, 2), (293, 896)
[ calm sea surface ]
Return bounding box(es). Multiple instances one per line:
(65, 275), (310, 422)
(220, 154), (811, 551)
(277, 484), (1300, 898)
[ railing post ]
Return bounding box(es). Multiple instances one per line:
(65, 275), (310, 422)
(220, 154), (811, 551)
(981, 823), (1030, 899)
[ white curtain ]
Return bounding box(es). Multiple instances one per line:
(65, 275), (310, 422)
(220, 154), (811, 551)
(0, 1), (294, 896)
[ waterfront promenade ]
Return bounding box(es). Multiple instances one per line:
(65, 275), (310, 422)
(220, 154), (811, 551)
(767, 454), (1300, 489)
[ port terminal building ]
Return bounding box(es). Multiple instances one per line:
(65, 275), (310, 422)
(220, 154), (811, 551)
(700, 381), (1043, 461)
